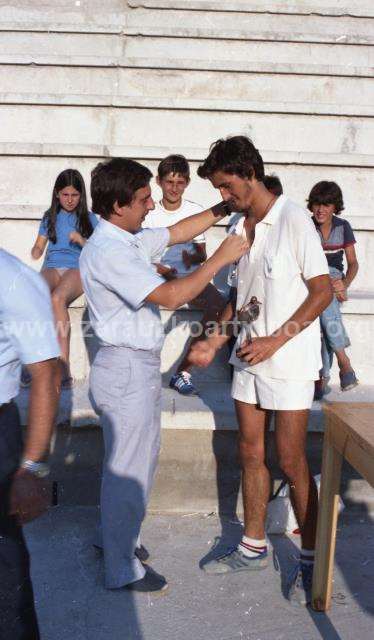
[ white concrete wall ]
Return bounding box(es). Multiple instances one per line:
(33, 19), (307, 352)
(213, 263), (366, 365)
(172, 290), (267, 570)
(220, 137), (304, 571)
(1, 1), (373, 383)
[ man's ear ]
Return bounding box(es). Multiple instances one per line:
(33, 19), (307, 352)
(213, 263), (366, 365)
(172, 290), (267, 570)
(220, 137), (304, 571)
(112, 200), (124, 216)
(247, 174), (259, 188)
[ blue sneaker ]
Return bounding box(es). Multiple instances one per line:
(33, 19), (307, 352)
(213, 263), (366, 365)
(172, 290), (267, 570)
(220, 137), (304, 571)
(340, 370), (358, 391)
(203, 546), (268, 574)
(287, 562), (313, 606)
(169, 371), (197, 396)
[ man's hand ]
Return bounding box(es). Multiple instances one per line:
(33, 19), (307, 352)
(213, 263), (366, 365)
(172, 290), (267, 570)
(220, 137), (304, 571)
(214, 235), (249, 266)
(187, 340), (217, 368)
(9, 468), (50, 525)
(331, 278), (347, 302)
(156, 264), (178, 280)
(236, 336), (283, 366)
(182, 250), (192, 270)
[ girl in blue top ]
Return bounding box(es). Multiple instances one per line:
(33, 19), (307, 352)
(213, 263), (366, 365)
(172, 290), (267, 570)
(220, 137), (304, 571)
(30, 169), (98, 388)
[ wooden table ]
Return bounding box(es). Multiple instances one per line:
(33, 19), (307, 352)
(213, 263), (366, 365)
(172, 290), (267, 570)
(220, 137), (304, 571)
(312, 402), (374, 611)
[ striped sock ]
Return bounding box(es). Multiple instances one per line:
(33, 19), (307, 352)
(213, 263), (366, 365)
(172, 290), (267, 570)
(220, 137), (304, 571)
(300, 548), (315, 566)
(239, 535), (267, 559)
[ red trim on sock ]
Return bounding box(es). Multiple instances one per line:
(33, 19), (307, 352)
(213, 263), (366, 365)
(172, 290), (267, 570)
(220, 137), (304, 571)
(240, 541), (267, 552)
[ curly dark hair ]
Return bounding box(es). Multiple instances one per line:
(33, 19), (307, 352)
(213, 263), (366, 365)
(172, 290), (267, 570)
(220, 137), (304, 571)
(91, 158), (152, 220)
(42, 169), (92, 244)
(158, 154), (190, 180)
(307, 181), (344, 215)
(197, 136), (265, 181)
(263, 174), (283, 196)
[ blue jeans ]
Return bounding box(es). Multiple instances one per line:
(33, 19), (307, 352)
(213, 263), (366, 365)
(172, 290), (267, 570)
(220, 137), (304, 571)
(320, 267), (350, 379)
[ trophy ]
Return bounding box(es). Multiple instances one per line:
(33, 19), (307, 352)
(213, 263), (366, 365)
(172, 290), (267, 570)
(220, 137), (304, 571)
(236, 296), (261, 349)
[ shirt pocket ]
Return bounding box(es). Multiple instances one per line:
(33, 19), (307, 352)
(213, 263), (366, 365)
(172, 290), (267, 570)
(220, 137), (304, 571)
(263, 254), (284, 279)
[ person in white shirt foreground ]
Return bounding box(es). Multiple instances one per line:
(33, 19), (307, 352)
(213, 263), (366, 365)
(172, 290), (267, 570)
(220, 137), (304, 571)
(0, 250), (59, 640)
(188, 136), (333, 606)
(145, 154), (226, 396)
(79, 157), (248, 595)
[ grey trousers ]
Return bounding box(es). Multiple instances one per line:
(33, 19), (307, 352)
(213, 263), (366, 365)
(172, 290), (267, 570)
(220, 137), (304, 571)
(90, 346), (162, 588)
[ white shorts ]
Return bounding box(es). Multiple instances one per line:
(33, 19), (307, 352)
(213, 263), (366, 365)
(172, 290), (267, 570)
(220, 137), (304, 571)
(231, 368), (314, 411)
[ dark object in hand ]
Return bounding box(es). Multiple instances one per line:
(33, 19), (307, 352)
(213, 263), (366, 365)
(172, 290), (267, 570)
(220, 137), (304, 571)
(237, 296), (261, 323)
(236, 296), (262, 353)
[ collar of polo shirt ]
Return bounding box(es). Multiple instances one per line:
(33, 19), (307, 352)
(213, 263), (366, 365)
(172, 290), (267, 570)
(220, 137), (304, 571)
(260, 194), (286, 225)
(98, 218), (139, 246)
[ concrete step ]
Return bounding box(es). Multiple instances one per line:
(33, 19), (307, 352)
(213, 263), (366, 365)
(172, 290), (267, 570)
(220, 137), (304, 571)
(2, 211), (373, 385)
(16, 382), (374, 513)
(1, 158), (374, 222)
(128, 1), (374, 19)
(3, 0), (374, 29)
(0, 1), (374, 44)
(1, 105), (373, 170)
(2, 244), (372, 384)
(3, 214), (374, 292)
(2, 64), (374, 117)
(1, 31), (373, 79)
(16, 380), (374, 431)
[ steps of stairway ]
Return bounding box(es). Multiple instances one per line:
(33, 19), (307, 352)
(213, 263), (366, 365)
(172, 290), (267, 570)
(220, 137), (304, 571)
(16, 381), (374, 431)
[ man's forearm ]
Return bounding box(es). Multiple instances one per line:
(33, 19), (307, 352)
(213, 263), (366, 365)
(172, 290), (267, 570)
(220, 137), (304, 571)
(22, 359), (59, 462)
(271, 279), (333, 348)
(206, 299), (236, 349)
(163, 255), (226, 308)
(169, 203), (229, 246)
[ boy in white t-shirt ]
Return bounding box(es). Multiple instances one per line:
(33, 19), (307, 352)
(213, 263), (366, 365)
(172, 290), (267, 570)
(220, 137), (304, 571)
(145, 154), (226, 395)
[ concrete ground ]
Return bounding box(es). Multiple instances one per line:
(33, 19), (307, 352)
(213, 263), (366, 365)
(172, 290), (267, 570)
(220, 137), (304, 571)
(26, 508), (374, 640)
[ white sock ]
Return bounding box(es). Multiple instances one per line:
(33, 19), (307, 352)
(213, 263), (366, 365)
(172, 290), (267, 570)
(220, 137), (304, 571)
(239, 535), (267, 558)
(300, 548), (315, 566)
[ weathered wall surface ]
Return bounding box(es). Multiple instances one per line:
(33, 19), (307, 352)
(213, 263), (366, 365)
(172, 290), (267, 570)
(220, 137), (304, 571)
(1, 1), (373, 381)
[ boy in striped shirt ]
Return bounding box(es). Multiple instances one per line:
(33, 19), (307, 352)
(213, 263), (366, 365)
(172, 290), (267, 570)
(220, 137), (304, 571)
(308, 181), (359, 396)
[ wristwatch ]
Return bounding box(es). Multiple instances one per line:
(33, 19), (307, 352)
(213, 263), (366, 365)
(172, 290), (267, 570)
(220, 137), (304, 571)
(20, 459), (50, 478)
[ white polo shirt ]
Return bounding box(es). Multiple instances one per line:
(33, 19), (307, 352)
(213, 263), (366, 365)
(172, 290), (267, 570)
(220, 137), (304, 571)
(79, 219), (170, 352)
(0, 249), (60, 404)
(229, 195), (329, 380)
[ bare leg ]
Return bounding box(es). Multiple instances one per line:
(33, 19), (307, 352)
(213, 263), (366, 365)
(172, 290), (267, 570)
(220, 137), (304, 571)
(275, 410), (318, 550)
(177, 283), (225, 374)
(235, 400), (271, 539)
(334, 348), (353, 375)
(49, 269), (83, 379)
(41, 267), (62, 292)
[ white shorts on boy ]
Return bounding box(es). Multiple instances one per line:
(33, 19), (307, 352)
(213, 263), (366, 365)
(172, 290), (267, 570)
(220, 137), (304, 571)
(232, 368), (314, 410)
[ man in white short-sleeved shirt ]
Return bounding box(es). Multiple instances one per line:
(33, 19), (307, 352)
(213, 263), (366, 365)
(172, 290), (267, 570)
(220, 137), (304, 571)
(145, 154), (226, 396)
(79, 157), (248, 595)
(189, 137), (332, 606)
(0, 249), (59, 639)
